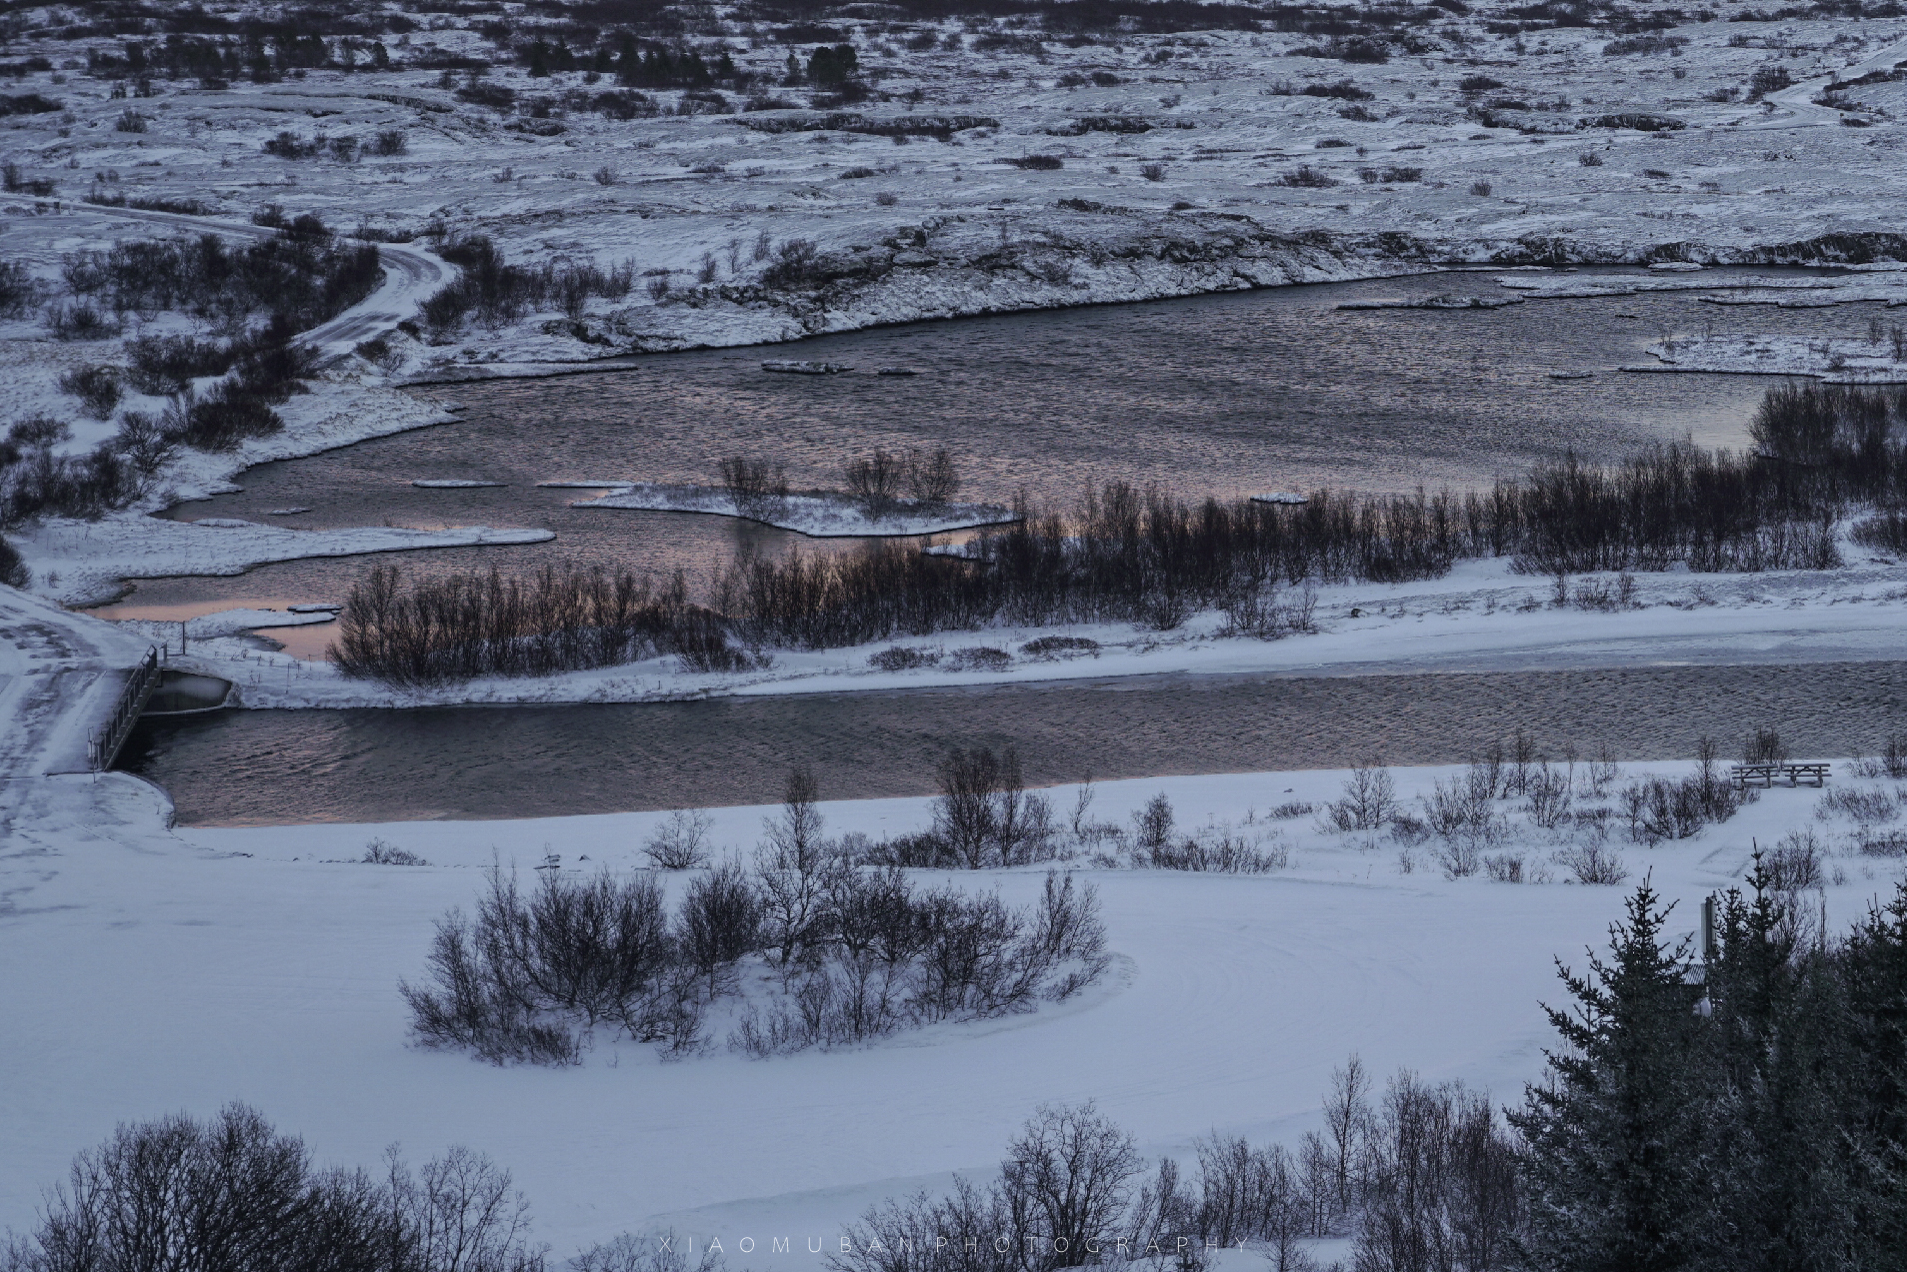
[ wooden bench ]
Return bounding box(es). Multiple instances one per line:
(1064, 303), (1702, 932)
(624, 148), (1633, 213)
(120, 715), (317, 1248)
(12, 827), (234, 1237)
(1731, 762), (1830, 790)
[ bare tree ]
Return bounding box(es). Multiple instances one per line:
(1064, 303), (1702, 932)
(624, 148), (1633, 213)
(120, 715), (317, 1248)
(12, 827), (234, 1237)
(756, 766), (840, 964)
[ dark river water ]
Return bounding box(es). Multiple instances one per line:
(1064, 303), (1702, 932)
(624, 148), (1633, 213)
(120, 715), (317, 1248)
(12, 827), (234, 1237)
(128, 662), (1907, 825)
(93, 268), (1868, 645)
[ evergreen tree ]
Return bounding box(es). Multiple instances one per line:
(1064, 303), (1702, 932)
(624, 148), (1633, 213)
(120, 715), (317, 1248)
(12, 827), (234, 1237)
(1703, 860), (1856, 1272)
(1839, 879), (1907, 1269)
(1512, 880), (1714, 1272)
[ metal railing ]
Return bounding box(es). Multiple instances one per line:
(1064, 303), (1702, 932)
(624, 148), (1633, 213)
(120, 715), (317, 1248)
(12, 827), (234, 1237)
(87, 646), (162, 772)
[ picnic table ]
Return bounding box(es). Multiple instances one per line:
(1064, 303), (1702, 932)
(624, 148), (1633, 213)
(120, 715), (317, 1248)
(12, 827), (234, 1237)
(1731, 762), (1830, 790)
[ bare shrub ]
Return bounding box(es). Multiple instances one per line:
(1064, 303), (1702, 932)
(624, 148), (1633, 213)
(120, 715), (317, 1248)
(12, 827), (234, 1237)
(1421, 766), (1501, 844)
(362, 837), (426, 865)
(844, 448), (903, 516)
(1270, 800), (1315, 819)
(1484, 852), (1525, 883)
(755, 765), (840, 964)
(644, 809), (714, 869)
(1763, 831), (1822, 891)
(1133, 792), (1175, 856)
(933, 745), (1055, 868)
(733, 869), (1105, 1054)
(1437, 837), (1483, 879)
(904, 446), (959, 506)
(57, 365), (122, 419)
(716, 454), (788, 520)
(400, 864), (699, 1064)
(869, 645), (937, 671)
(679, 861), (760, 987)
(1743, 725), (1787, 765)
(1330, 760), (1397, 832)
(946, 645), (1011, 672)
(1148, 824), (1289, 873)
(3, 1104), (545, 1272)
(1818, 786), (1897, 826)
(1525, 762), (1572, 829)
(1022, 635), (1098, 657)
(331, 562), (743, 687)
(1555, 841), (1629, 885)
(1139, 161), (1166, 181)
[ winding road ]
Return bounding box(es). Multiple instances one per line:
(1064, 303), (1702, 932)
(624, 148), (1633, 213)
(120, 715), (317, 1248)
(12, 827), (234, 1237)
(82, 203), (454, 364)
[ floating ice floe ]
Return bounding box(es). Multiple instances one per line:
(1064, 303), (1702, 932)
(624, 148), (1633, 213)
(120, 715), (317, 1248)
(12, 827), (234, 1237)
(1251, 492), (1309, 506)
(762, 359), (851, 374)
(569, 482), (1018, 537)
(1338, 293), (1523, 310)
(265, 507), (313, 516)
(412, 479), (505, 488)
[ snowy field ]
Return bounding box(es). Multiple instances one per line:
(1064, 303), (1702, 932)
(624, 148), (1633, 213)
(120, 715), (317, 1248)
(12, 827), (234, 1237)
(4, 758), (1903, 1262)
(8, 2), (1907, 1258)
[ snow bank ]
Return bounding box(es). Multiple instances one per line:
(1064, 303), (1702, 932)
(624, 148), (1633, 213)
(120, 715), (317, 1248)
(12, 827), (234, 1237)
(17, 517), (554, 609)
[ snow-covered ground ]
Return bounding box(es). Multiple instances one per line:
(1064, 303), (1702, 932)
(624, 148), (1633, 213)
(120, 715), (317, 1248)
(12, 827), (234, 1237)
(3, 758), (1900, 1261)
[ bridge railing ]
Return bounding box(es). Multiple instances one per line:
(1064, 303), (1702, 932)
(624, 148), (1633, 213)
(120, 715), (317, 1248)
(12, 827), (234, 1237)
(87, 646), (161, 772)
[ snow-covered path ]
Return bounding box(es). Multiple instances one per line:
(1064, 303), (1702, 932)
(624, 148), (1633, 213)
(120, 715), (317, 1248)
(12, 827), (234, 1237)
(0, 587), (156, 779)
(82, 204), (454, 365)
(1747, 33), (1907, 131)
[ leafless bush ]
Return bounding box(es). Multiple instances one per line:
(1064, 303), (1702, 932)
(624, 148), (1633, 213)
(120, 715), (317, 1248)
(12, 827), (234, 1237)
(644, 809), (714, 869)
(3, 1105), (545, 1272)
(362, 838), (426, 865)
(1148, 824), (1289, 873)
(1437, 837), (1483, 879)
(1022, 635), (1098, 657)
(1555, 841), (1629, 885)
(1270, 800), (1315, 819)
(869, 645), (938, 671)
(0, 259), (33, 317)
(56, 365), (121, 419)
(733, 869), (1105, 1054)
(1330, 760), (1397, 833)
(1525, 762), (1573, 829)
(1743, 725), (1787, 765)
(1484, 852), (1525, 883)
(331, 563), (744, 687)
(679, 861), (760, 988)
(905, 446), (960, 506)
(947, 645), (1011, 672)
(716, 454), (788, 520)
(400, 864), (700, 1064)
(844, 448), (903, 516)
(1763, 830), (1823, 891)
(1818, 786), (1898, 826)
(1140, 162), (1166, 181)
(1222, 576), (1318, 638)
(1133, 792), (1175, 857)
(933, 745), (1055, 868)
(1421, 766), (1502, 844)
